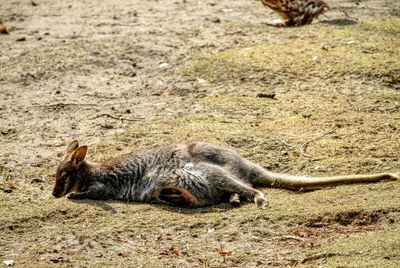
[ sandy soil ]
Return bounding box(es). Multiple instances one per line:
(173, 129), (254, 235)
(1, 0), (399, 267)
(1, 0), (398, 173)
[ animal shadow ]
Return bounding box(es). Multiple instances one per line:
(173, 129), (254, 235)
(321, 18), (357, 26)
(69, 198), (236, 215)
(69, 199), (118, 214)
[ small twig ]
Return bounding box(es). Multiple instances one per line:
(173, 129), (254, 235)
(340, 8), (351, 19)
(35, 102), (97, 108)
(269, 130), (298, 149)
(322, 13), (329, 19)
(270, 128), (337, 158)
(219, 244), (226, 263)
(91, 113), (143, 122)
(265, 235), (304, 242)
(299, 128), (337, 158)
(301, 252), (350, 263)
(272, 135), (298, 149)
(275, 235), (305, 242)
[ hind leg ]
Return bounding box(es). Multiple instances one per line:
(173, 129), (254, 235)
(195, 162), (269, 209)
(187, 142), (275, 187)
(229, 192), (267, 209)
(146, 165), (268, 208)
(223, 177), (268, 209)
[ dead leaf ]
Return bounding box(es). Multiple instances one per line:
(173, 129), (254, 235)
(8, 183), (18, 190)
(0, 24), (9, 34)
(169, 247), (180, 256)
(118, 252), (129, 257)
(218, 250), (233, 257)
(288, 260), (300, 266)
(292, 230), (305, 237)
(155, 234), (163, 241)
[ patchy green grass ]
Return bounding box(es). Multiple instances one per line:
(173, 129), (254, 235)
(301, 224), (400, 268)
(182, 17), (400, 89)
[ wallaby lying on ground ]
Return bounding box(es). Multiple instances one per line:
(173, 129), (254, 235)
(52, 140), (398, 209)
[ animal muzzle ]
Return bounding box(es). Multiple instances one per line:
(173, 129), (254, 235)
(52, 185), (66, 198)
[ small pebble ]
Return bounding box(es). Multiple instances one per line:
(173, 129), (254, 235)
(3, 260), (14, 266)
(159, 63), (169, 69)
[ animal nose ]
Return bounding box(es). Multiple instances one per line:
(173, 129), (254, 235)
(52, 188), (61, 198)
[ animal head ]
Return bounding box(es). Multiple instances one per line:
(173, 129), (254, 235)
(52, 140), (88, 198)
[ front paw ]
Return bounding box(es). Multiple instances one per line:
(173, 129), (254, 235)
(67, 192), (83, 199)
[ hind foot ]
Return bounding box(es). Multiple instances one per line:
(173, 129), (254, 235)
(254, 194), (268, 209)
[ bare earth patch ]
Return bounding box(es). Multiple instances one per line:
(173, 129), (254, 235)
(0, 0), (399, 267)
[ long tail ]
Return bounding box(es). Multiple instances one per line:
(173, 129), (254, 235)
(255, 171), (399, 191)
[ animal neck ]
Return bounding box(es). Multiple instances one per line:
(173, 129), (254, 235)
(76, 155), (148, 191)
(75, 161), (100, 190)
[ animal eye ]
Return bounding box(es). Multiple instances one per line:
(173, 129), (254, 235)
(59, 173), (69, 181)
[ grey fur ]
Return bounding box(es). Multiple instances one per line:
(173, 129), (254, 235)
(53, 140), (398, 209)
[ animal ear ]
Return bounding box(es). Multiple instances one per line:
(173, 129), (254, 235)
(65, 140), (80, 155)
(70, 146), (88, 165)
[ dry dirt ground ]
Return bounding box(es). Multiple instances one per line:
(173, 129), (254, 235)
(1, 0), (400, 267)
